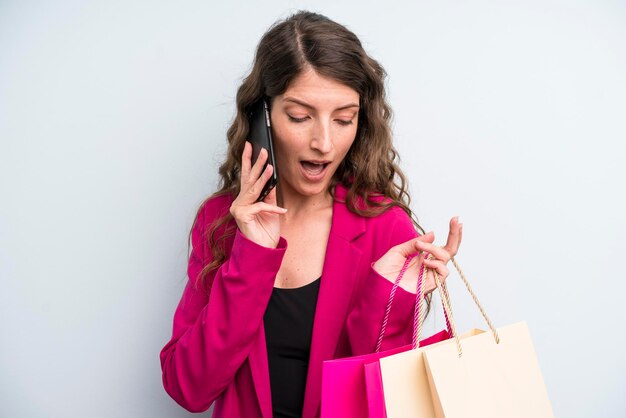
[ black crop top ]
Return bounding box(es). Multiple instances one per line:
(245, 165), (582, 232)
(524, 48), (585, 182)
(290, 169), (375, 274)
(263, 277), (321, 418)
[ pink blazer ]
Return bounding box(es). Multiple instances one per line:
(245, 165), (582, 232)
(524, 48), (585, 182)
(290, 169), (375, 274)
(160, 184), (419, 418)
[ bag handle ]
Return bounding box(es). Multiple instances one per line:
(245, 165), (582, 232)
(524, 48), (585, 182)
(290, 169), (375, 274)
(432, 256), (501, 357)
(375, 254), (415, 353)
(449, 257), (499, 343)
(375, 252), (453, 352)
(412, 254), (453, 349)
(433, 264), (463, 356)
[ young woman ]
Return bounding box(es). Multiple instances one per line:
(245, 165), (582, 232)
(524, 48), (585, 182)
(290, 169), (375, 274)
(160, 11), (462, 418)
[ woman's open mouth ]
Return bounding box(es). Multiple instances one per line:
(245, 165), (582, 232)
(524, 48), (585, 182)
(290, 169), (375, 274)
(300, 160), (330, 181)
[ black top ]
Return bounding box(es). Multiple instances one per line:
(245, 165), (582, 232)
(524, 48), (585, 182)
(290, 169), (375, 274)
(263, 278), (321, 418)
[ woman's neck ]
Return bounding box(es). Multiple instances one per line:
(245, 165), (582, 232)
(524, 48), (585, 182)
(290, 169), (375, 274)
(276, 185), (333, 221)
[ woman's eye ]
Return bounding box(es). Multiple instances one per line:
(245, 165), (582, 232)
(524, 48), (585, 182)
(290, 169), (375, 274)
(287, 114), (353, 125)
(288, 115), (309, 123)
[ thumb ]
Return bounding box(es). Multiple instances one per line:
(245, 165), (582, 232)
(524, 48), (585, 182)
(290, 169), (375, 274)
(393, 231), (435, 257)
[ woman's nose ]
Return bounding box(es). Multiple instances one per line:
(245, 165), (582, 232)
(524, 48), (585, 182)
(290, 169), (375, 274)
(310, 121), (333, 154)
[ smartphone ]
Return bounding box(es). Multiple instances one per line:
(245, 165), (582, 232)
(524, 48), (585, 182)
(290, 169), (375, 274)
(248, 97), (278, 202)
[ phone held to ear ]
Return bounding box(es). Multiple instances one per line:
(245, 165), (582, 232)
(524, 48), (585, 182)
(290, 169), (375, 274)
(248, 97), (278, 202)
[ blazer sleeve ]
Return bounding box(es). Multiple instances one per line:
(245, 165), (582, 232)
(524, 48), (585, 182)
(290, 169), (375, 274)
(345, 208), (420, 355)
(159, 201), (286, 412)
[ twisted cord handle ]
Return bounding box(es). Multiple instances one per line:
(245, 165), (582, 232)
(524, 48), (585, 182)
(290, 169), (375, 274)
(430, 256), (500, 357)
(450, 257), (500, 344)
(411, 260), (427, 349)
(434, 271), (462, 357)
(377, 244), (498, 356)
(425, 254), (454, 338)
(412, 253), (452, 348)
(375, 255), (414, 352)
(377, 251), (460, 352)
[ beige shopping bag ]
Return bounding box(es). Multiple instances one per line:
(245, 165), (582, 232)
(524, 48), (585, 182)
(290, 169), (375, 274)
(375, 255), (481, 418)
(423, 321), (554, 418)
(421, 259), (555, 418)
(379, 328), (484, 418)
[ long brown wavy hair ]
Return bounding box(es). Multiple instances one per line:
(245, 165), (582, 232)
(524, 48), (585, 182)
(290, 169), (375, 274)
(191, 11), (428, 309)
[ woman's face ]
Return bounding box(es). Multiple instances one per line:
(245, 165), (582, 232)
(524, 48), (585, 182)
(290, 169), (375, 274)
(270, 69), (360, 200)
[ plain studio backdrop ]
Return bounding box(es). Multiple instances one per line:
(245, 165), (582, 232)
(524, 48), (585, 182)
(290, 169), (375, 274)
(1, 0), (625, 417)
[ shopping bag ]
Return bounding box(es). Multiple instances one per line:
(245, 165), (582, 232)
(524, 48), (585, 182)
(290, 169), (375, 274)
(321, 255), (451, 418)
(322, 343), (413, 418)
(362, 252), (460, 418)
(424, 321), (554, 418)
(421, 259), (555, 418)
(373, 328), (483, 418)
(363, 329), (458, 418)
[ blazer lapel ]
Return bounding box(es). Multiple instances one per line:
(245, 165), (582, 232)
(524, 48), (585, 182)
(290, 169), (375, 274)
(302, 185), (366, 418)
(247, 184), (366, 418)
(249, 325), (273, 418)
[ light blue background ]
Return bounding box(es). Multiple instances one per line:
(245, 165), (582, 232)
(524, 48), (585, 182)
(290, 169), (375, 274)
(1, 1), (625, 417)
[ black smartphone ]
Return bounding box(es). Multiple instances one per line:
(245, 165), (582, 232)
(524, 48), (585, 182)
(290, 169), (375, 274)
(248, 97), (278, 202)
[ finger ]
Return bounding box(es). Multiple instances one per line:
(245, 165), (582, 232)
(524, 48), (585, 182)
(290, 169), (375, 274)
(248, 164), (274, 199)
(414, 240), (451, 262)
(263, 182), (277, 205)
(248, 201), (287, 216)
(416, 231), (435, 242)
(423, 258), (449, 279)
(241, 141), (252, 186)
(392, 232), (435, 258)
(443, 216), (463, 257)
(248, 147), (268, 184)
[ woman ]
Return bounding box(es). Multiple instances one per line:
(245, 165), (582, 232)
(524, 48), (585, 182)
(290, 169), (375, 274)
(160, 10), (462, 418)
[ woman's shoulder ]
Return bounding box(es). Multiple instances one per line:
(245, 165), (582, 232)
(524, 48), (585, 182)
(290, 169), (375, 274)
(188, 192), (235, 266)
(365, 204), (415, 236)
(334, 183), (410, 219)
(193, 192), (235, 231)
(333, 183), (416, 238)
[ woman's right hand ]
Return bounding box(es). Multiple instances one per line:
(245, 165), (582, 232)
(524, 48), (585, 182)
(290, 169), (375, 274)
(229, 141), (287, 248)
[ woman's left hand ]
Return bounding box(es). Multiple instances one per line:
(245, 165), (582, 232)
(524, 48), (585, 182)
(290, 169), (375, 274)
(372, 217), (463, 295)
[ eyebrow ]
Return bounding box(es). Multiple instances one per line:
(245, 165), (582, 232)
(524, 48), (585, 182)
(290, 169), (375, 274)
(283, 97), (360, 112)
